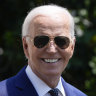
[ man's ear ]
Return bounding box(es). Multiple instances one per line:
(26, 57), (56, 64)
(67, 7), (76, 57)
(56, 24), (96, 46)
(22, 37), (29, 59)
(71, 38), (76, 50)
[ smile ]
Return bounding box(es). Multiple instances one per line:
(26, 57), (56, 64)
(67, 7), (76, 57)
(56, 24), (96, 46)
(42, 58), (60, 63)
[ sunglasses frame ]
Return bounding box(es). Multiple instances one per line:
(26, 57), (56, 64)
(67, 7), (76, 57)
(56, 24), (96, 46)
(24, 35), (71, 49)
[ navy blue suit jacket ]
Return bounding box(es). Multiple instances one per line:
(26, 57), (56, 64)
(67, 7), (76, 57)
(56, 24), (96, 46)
(0, 66), (87, 96)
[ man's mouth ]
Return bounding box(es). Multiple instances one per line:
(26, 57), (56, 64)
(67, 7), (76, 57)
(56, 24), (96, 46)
(41, 58), (60, 63)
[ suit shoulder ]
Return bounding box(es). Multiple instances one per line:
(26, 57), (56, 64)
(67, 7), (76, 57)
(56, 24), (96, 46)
(0, 80), (8, 96)
(66, 82), (87, 96)
(61, 78), (87, 96)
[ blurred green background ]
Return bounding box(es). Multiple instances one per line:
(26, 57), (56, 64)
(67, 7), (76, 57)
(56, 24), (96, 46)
(0, 0), (96, 95)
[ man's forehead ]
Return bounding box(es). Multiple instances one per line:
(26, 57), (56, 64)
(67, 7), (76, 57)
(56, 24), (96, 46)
(28, 15), (71, 37)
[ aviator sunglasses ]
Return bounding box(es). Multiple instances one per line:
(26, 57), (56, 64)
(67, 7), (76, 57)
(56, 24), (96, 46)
(25, 35), (70, 49)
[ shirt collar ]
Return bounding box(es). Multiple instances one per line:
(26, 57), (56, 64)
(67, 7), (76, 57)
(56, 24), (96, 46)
(26, 65), (65, 96)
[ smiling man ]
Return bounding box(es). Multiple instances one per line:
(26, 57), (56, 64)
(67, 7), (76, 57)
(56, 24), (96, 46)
(0, 5), (87, 96)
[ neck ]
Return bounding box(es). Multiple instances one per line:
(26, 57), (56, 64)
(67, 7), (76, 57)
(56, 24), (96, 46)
(33, 68), (60, 88)
(42, 75), (60, 88)
(28, 61), (61, 88)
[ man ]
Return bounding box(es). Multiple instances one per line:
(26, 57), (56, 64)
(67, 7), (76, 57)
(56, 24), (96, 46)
(0, 5), (87, 96)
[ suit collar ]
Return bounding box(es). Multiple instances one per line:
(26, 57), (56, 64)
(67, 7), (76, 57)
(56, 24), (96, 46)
(15, 66), (74, 96)
(61, 77), (76, 96)
(15, 66), (75, 96)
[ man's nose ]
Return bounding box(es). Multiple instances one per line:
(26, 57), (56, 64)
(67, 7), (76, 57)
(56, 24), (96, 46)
(46, 41), (57, 53)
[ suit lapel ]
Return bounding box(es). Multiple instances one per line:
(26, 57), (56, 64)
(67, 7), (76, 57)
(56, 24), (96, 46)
(14, 66), (39, 96)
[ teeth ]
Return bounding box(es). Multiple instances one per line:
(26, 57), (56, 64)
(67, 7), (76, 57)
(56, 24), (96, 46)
(44, 59), (58, 63)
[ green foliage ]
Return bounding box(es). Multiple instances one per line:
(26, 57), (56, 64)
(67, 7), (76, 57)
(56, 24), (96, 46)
(89, 56), (96, 74)
(0, 0), (96, 95)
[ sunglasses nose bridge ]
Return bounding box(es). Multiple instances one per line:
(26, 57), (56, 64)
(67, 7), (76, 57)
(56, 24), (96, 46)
(46, 38), (58, 53)
(48, 37), (56, 46)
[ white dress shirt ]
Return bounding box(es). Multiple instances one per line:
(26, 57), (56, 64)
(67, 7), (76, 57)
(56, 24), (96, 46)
(26, 65), (66, 96)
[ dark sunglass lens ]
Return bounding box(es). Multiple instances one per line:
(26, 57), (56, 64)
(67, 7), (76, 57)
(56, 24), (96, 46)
(55, 36), (70, 49)
(34, 36), (49, 48)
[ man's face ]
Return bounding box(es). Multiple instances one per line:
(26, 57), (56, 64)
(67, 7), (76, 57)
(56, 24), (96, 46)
(23, 14), (75, 80)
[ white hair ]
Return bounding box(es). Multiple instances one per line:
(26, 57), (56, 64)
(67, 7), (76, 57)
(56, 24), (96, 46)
(22, 5), (75, 38)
